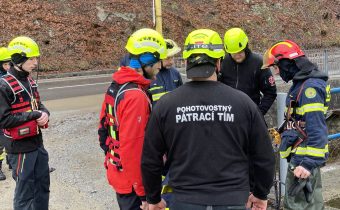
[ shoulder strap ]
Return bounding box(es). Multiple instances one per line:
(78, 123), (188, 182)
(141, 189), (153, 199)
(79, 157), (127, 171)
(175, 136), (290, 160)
(2, 74), (24, 94)
(1, 74), (25, 104)
(295, 80), (307, 102)
(28, 77), (38, 87)
(287, 80), (307, 120)
(114, 82), (152, 128)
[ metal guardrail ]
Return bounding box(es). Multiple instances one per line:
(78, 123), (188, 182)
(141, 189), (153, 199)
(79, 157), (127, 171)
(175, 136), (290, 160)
(174, 48), (340, 76)
(329, 133), (340, 140)
(305, 48), (340, 76)
(330, 87), (340, 94)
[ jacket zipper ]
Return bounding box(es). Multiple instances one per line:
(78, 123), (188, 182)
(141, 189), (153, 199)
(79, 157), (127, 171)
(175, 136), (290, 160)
(236, 65), (239, 89)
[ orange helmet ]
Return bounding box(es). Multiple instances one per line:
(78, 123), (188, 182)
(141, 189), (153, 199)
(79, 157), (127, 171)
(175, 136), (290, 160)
(262, 40), (305, 69)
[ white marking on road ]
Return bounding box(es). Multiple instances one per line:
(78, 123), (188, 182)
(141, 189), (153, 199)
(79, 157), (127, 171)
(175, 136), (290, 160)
(46, 82), (111, 90)
(39, 74), (112, 83)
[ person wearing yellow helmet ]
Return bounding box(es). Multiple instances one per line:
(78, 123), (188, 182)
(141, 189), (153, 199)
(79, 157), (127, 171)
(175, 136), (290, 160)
(98, 28), (166, 210)
(0, 47), (11, 76)
(0, 46), (12, 181)
(0, 36), (50, 210)
(220, 27), (277, 116)
(147, 38), (183, 209)
(149, 38), (183, 105)
(142, 29), (275, 210)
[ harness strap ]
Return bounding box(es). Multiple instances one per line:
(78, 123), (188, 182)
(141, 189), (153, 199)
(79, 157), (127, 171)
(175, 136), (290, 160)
(2, 75), (24, 103)
(287, 81), (307, 121)
(114, 83), (152, 128)
(107, 82), (151, 171)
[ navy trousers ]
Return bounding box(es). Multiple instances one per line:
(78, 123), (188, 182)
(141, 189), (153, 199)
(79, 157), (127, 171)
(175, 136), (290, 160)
(8, 146), (50, 210)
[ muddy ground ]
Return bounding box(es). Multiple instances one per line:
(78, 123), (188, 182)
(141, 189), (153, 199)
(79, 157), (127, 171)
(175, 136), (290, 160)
(0, 94), (339, 210)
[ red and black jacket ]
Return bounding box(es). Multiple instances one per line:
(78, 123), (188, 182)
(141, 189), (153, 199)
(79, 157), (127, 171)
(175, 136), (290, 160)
(98, 66), (151, 197)
(0, 68), (49, 154)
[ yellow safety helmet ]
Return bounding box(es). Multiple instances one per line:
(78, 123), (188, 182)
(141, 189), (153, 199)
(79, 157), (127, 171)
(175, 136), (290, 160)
(8, 36), (40, 58)
(165, 39), (181, 57)
(182, 29), (225, 59)
(125, 28), (167, 59)
(224, 28), (248, 54)
(0, 47), (11, 62)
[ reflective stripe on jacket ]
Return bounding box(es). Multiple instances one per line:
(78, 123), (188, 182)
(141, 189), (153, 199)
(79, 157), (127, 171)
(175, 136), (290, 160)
(149, 67), (182, 105)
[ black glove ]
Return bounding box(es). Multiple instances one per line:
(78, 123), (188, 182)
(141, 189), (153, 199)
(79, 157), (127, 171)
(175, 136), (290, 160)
(303, 179), (313, 203)
(288, 178), (307, 196)
(288, 178), (313, 203)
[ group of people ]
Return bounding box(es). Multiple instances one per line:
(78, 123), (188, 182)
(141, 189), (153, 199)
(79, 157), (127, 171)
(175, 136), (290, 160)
(98, 27), (330, 210)
(0, 26), (330, 210)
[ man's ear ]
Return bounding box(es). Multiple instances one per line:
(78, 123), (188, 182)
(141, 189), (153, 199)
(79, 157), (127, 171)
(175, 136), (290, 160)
(216, 58), (221, 72)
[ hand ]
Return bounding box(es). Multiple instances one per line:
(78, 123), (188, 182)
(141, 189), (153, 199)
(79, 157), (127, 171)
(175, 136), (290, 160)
(246, 194), (267, 210)
(148, 199), (166, 210)
(140, 201), (148, 210)
(294, 166), (311, 179)
(37, 111), (49, 126)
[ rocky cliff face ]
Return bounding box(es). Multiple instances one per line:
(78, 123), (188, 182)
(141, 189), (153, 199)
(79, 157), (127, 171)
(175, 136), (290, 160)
(0, 0), (339, 72)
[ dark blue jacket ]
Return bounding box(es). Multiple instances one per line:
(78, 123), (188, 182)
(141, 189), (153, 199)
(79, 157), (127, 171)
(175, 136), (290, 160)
(149, 67), (183, 105)
(280, 58), (330, 171)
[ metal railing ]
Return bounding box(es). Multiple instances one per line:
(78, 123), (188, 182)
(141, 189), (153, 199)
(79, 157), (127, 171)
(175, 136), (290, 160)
(174, 48), (340, 76)
(328, 87), (340, 141)
(305, 49), (340, 76)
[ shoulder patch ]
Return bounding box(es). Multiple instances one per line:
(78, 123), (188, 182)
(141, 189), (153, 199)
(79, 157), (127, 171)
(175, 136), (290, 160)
(268, 75), (276, 86)
(305, 87), (316, 99)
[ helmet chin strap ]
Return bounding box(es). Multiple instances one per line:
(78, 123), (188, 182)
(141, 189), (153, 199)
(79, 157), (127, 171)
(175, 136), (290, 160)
(13, 62), (29, 73)
(137, 57), (153, 79)
(216, 68), (222, 80)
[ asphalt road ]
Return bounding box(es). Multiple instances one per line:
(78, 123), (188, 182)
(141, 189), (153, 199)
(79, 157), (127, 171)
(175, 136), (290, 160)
(38, 69), (188, 101)
(38, 74), (113, 101)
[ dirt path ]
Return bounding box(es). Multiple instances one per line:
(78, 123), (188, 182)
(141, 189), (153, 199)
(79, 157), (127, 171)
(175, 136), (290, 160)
(0, 94), (339, 209)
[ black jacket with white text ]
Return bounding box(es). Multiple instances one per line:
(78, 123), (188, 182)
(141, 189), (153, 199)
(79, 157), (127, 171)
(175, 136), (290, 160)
(141, 81), (275, 205)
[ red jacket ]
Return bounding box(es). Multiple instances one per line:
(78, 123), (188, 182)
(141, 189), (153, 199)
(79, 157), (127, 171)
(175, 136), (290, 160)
(98, 67), (151, 197)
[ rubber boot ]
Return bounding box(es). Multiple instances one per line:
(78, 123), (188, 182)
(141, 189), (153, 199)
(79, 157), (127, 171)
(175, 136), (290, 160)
(0, 161), (6, 181)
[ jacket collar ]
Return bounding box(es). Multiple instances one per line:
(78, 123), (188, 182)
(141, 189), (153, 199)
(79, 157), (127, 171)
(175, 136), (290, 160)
(8, 66), (30, 80)
(113, 66), (150, 88)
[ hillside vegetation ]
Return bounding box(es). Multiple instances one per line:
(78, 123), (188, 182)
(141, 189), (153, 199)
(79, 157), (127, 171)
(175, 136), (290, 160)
(0, 0), (339, 72)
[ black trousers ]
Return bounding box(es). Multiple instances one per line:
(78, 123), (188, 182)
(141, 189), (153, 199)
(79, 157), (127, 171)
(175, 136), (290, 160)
(7, 146), (50, 210)
(116, 189), (142, 210)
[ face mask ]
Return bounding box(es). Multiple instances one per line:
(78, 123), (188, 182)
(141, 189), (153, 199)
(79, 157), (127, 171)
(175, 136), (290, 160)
(277, 59), (299, 82)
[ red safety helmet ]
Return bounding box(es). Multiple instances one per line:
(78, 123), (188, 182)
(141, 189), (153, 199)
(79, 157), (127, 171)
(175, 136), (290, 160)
(261, 40), (305, 69)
